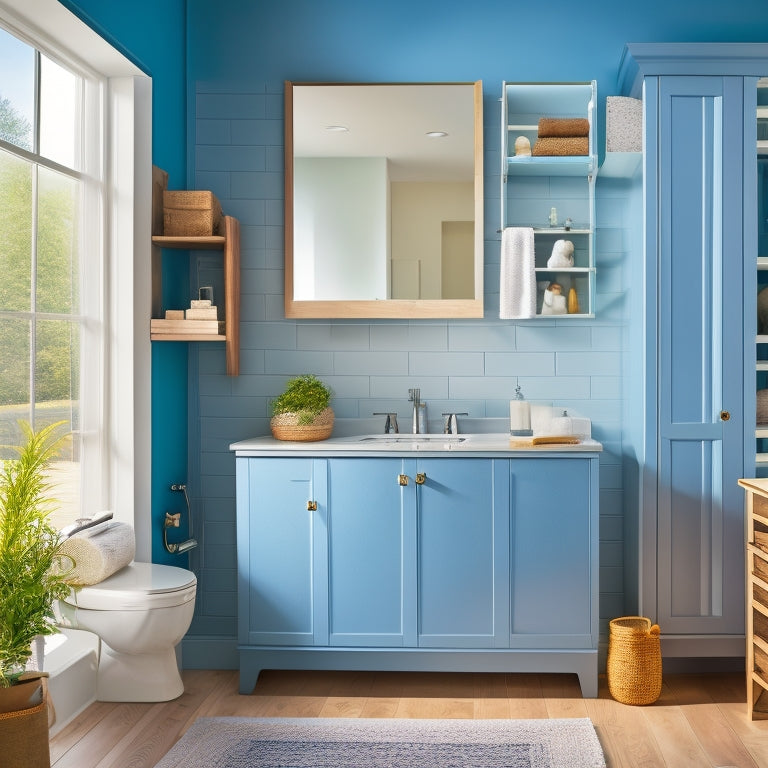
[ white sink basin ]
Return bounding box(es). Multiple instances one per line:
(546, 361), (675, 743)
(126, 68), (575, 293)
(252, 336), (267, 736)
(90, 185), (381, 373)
(358, 434), (466, 443)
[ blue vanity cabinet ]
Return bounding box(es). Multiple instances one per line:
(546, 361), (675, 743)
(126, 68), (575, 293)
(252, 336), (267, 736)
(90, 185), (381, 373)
(620, 44), (768, 657)
(233, 444), (600, 697)
(415, 458), (509, 648)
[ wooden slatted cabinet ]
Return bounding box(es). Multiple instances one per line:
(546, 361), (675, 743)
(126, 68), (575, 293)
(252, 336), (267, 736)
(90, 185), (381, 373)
(738, 477), (768, 719)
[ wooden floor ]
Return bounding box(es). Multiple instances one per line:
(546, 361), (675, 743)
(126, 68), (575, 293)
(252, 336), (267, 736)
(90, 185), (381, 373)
(49, 669), (768, 767)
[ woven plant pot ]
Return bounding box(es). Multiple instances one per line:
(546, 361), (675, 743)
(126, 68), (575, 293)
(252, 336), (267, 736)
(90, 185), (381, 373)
(270, 407), (334, 442)
(0, 677), (51, 768)
(607, 616), (662, 705)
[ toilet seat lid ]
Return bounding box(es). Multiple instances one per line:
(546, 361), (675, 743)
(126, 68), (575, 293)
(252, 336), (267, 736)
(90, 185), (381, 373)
(67, 562), (197, 610)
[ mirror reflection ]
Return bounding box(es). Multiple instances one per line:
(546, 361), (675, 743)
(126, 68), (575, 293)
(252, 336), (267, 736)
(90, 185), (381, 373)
(285, 81), (484, 318)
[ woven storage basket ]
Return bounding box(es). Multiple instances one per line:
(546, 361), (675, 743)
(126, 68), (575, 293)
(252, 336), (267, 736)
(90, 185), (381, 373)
(607, 616), (662, 705)
(0, 678), (51, 768)
(163, 190), (223, 236)
(270, 407), (334, 442)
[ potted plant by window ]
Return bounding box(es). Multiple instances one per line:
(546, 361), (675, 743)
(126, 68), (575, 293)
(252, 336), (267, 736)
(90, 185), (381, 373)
(0, 421), (71, 768)
(270, 374), (334, 442)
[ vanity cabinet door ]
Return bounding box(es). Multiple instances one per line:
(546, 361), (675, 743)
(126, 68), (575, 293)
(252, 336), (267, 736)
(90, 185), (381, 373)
(509, 457), (598, 649)
(415, 458), (510, 648)
(325, 458), (415, 646)
(236, 457), (328, 646)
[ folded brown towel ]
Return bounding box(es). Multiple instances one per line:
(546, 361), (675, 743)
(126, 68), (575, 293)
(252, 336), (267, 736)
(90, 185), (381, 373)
(532, 136), (589, 157)
(537, 117), (590, 138)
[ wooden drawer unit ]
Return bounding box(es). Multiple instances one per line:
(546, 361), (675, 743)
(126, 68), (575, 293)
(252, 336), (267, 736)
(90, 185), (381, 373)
(738, 477), (768, 718)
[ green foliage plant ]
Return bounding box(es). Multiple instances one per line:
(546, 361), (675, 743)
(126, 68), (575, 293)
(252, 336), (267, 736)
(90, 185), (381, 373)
(271, 374), (333, 425)
(0, 421), (72, 687)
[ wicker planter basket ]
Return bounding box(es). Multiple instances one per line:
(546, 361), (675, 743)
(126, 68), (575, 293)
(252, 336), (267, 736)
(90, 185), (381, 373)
(270, 407), (334, 442)
(607, 616), (662, 705)
(0, 677), (51, 768)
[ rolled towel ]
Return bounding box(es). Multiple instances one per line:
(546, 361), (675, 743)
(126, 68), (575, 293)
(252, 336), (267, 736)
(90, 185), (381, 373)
(59, 522), (135, 586)
(537, 117), (590, 138)
(532, 136), (589, 156)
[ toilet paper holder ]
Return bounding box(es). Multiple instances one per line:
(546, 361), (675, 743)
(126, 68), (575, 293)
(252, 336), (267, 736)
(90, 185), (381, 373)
(163, 483), (198, 555)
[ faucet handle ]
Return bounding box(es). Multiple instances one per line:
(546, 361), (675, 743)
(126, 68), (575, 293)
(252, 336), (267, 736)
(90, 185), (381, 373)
(441, 412), (469, 434)
(373, 412), (400, 434)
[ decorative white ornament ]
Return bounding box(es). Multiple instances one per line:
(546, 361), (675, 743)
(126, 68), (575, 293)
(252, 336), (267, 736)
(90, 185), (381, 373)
(547, 239), (575, 268)
(514, 136), (531, 156)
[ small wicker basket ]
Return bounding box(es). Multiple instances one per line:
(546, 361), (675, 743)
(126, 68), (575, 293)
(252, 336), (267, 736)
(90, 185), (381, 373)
(270, 407), (334, 442)
(0, 678), (51, 768)
(607, 616), (662, 705)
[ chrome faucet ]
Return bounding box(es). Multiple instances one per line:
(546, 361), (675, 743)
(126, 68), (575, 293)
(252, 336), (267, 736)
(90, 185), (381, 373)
(408, 388), (421, 433)
(373, 412), (399, 434)
(442, 412), (468, 435)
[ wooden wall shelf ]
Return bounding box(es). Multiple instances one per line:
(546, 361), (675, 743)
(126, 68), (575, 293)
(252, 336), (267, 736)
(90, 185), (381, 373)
(151, 215), (240, 375)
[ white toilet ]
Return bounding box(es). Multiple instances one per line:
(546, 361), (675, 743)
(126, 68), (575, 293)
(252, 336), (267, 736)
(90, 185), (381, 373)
(55, 562), (197, 702)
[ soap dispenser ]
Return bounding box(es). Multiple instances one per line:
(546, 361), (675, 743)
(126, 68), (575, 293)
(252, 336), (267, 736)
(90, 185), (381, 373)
(509, 384), (533, 436)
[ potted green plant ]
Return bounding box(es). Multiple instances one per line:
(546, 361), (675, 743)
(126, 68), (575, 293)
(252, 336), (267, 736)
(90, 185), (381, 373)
(270, 374), (334, 442)
(0, 420), (71, 767)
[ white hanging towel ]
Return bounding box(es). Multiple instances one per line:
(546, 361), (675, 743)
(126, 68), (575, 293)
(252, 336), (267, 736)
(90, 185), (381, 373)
(499, 227), (536, 319)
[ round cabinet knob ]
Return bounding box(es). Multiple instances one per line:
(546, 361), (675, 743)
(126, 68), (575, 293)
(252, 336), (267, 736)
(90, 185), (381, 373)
(398, 474), (409, 486)
(415, 473), (426, 485)
(720, 410), (731, 422)
(306, 500), (318, 511)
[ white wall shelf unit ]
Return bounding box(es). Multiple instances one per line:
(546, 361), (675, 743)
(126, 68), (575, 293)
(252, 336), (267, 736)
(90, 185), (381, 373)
(501, 81), (598, 319)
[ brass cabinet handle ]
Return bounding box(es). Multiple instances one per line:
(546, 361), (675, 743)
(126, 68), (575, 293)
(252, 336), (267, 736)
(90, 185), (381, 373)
(415, 472), (426, 485)
(398, 474), (409, 486)
(720, 410), (730, 422)
(307, 500), (318, 511)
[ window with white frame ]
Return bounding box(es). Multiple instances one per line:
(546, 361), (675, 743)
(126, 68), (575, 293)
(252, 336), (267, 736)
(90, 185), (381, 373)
(0, 24), (105, 529)
(0, 1), (152, 552)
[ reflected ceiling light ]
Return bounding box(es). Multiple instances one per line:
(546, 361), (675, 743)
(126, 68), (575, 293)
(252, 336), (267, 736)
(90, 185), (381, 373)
(426, 131), (448, 138)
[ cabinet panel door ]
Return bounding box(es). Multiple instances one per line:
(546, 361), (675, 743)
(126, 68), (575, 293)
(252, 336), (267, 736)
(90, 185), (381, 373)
(326, 458), (415, 646)
(510, 458), (595, 647)
(416, 458), (509, 648)
(656, 76), (745, 635)
(237, 458), (326, 646)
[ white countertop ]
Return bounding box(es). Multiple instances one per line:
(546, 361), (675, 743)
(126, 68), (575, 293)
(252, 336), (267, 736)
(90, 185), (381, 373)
(230, 433), (603, 456)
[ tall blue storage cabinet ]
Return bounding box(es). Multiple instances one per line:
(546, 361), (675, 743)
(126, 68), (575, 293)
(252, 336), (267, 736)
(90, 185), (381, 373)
(620, 44), (768, 658)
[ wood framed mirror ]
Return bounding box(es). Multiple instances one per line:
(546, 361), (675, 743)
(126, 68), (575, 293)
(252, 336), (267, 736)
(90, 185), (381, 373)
(284, 81), (484, 318)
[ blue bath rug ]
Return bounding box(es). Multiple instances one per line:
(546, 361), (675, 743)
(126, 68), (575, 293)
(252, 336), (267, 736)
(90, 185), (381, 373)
(153, 716), (606, 768)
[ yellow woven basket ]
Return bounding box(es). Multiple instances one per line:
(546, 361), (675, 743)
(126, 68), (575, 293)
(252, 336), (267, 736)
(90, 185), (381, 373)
(270, 407), (334, 442)
(607, 616), (662, 705)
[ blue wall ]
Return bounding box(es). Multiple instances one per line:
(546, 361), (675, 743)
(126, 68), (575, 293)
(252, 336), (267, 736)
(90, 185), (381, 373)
(59, 0), (190, 565)
(60, 0), (768, 664)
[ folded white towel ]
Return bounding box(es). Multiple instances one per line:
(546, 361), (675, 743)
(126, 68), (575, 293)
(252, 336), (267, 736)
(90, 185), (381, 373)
(500, 227), (536, 318)
(59, 522), (135, 586)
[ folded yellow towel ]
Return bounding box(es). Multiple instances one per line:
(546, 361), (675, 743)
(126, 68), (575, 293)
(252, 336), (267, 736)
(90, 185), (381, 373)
(60, 522), (135, 586)
(532, 136), (589, 157)
(537, 117), (590, 138)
